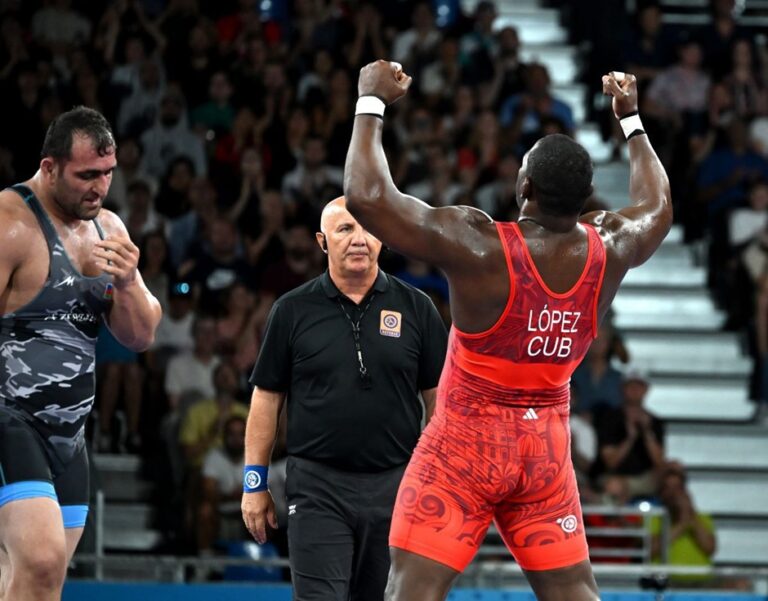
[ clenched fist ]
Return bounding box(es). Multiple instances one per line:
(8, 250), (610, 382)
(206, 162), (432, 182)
(93, 236), (140, 290)
(602, 71), (639, 120)
(358, 60), (413, 105)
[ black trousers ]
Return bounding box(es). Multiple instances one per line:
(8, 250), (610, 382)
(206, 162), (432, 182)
(285, 456), (406, 601)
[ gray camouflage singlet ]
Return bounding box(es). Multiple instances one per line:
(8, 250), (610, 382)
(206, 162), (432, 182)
(0, 184), (113, 470)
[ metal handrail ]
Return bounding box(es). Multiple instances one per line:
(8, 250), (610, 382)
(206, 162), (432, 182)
(69, 553), (768, 582)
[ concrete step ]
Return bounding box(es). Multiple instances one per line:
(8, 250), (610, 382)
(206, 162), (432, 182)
(644, 378), (753, 421)
(622, 262), (706, 288)
(667, 423), (768, 469)
(519, 44), (579, 86)
(713, 517), (768, 565)
(613, 289), (724, 330)
(552, 83), (587, 124)
(613, 310), (726, 332)
(93, 453), (154, 503)
(103, 528), (163, 552)
(464, 0), (543, 11)
(593, 162), (632, 209)
(576, 123), (613, 163)
(494, 8), (567, 46)
(104, 503), (156, 530)
(622, 331), (746, 365)
(688, 471), (768, 517)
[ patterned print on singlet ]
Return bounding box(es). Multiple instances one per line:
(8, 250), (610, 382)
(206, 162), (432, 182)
(0, 185), (112, 470)
(389, 221), (607, 571)
(440, 221), (607, 409)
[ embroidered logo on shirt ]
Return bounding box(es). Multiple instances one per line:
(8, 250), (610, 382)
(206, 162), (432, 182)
(380, 310), (402, 338)
(102, 282), (114, 300)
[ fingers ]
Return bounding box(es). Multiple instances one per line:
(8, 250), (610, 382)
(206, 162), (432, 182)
(267, 506), (278, 530)
(390, 61), (412, 89)
(243, 509), (267, 544)
(601, 74), (625, 97)
(94, 237), (139, 257)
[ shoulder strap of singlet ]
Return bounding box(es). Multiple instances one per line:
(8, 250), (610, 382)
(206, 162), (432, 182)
(8, 183), (107, 241)
(93, 218), (106, 240)
(8, 184), (60, 243)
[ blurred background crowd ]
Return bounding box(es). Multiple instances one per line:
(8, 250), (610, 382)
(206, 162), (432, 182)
(1, 0), (766, 579)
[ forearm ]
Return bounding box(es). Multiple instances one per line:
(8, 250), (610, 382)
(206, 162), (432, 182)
(602, 436), (636, 470)
(344, 116), (396, 217)
(627, 133), (672, 219)
(642, 430), (665, 467)
(690, 516), (716, 556)
(245, 389), (285, 465)
(107, 281), (162, 351)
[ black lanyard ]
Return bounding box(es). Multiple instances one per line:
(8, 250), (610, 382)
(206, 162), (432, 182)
(337, 293), (376, 389)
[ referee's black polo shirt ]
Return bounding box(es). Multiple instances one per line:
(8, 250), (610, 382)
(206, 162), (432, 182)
(250, 269), (447, 472)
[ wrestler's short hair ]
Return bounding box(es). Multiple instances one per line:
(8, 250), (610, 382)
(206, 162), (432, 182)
(527, 134), (593, 217)
(41, 106), (115, 161)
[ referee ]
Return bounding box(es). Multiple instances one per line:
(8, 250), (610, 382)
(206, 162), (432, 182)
(241, 197), (448, 600)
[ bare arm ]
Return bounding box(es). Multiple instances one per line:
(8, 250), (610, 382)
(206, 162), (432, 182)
(639, 425), (665, 468)
(581, 73), (673, 270)
(242, 387), (285, 544)
(344, 61), (490, 275)
(96, 211), (162, 351)
(0, 203), (26, 304)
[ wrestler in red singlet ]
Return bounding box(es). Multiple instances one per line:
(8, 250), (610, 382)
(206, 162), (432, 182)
(345, 61), (672, 601)
(389, 221), (605, 571)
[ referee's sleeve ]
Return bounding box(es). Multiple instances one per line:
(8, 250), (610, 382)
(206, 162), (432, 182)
(417, 296), (448, 390)
(249, 299), (291, 392)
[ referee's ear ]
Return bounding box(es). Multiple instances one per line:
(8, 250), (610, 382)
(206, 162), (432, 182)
(316, 232), (328, 254)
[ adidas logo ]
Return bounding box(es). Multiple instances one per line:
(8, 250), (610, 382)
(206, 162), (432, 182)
(522, 408), (539, 420)
(288, 504), (297, 516)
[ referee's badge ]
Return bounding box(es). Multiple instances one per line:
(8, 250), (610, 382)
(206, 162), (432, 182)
(380, 310), (402, 338)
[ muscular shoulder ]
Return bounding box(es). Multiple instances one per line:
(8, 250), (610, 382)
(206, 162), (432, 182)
(455, 204), (494, 224)
(95, 208), (130, 238)
(579, 209), (633, 254)
(0, 188), (43, 264)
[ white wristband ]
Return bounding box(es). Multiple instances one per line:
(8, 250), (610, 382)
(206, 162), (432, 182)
(620, 113), (644, 140)
(355, 96), (386, 119)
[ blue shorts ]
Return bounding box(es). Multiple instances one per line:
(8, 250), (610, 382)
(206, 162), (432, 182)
(0, 410), (89, 528)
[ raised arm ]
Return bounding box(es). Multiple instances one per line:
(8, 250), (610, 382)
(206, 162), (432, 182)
(344, 60), (491, 274)
(581, 73), (673, 269)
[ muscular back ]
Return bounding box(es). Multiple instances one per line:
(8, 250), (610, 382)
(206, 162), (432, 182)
(443, 217), (588, 333)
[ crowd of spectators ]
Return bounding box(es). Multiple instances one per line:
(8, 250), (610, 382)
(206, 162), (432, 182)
(1, 0), (752, 574)
(559, 0), (768, 409)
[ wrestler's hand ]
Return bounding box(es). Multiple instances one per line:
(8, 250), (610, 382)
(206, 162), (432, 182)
(93, 236), (140, 289)
(601, 71), (639, 120)
(358, 59), (413, 105)
(242, 490), (278, 545)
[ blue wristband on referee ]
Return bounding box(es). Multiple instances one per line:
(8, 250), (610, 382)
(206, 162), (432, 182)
(243, 465), (269, 493)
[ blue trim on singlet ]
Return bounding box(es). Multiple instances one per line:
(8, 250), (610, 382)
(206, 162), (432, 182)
(61, 504), (89, 528)
(0, 481), (57, 507)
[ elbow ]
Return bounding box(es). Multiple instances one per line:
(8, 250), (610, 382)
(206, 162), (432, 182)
(125, 330), (156, 353)
(344, 176), (383, 220)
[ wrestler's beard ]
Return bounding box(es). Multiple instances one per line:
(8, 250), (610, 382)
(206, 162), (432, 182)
(54, 191), (101, 221)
